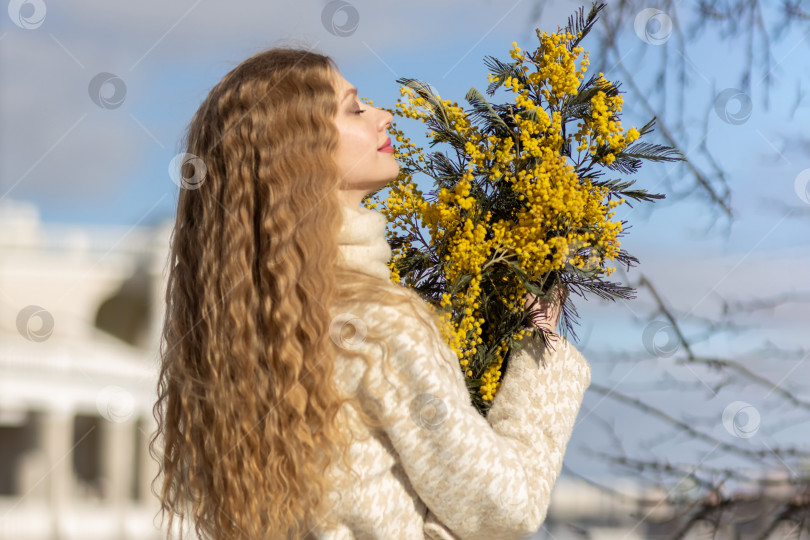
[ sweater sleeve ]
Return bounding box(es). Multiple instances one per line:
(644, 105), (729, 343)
(356, 304), (591, 540)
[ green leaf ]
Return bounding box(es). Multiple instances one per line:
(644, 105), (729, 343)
(504, 260), (544, 295)
(482, 56), (522, 96)
(588, 177), (666, 203)
(564, 2), (607, 51)
(465, 86), (510, 134)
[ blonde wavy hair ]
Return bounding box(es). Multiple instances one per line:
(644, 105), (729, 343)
(149, 46), (453, 539)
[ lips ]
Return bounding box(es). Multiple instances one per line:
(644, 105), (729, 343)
(378, 138), (393, 152)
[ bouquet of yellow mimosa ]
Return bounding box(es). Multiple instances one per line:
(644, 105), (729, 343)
(363, 2), (682, 417)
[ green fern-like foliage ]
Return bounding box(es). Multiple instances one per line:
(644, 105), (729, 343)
(382, 1), (684, 415)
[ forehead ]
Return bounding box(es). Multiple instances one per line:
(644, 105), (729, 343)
(331, 70), (351, 89)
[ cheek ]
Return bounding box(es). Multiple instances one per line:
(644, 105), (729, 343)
(335, 126), (353, 160)
(335, 127), (366, 175)
(339, 124), (375, 157)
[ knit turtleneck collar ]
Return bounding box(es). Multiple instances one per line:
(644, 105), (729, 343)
(337, 204), (393, 281)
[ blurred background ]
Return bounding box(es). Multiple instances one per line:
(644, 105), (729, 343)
(1, 0), (809, 538)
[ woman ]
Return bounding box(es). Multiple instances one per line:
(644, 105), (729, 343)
(151, 47), (591, 540)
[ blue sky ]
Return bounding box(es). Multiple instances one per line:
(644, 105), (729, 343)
(0, 0), (572, 224)
(3, 0), (809, 484)
(2, 0), (807, 240)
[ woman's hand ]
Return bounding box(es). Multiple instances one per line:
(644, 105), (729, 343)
(524, 286), (567, 333)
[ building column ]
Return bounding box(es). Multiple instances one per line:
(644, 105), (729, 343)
(41, 409), (74, 540)
(100, 416), (135, 538)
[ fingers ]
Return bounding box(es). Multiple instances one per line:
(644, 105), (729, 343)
(523, 286), (567, 332)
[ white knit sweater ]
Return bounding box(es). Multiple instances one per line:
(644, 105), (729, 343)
(311, 203), (592, 539)
(336, 203), (393, 281)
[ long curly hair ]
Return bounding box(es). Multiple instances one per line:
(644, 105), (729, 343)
(149, 46), (452, 539)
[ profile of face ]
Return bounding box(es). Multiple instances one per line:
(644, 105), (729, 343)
(331, 70), (400, 208)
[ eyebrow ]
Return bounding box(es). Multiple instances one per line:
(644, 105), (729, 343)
(342, 87), (358, 104)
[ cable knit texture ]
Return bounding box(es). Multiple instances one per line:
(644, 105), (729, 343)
(309, 204), (592, 539)
(336, 203), (393, 281)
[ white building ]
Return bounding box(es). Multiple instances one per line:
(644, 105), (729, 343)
(0, 198), (176, 539)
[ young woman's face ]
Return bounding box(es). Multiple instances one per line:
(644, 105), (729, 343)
(331, 70), (399, 208)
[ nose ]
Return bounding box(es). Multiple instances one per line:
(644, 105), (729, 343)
(378, 108), (393, 130)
